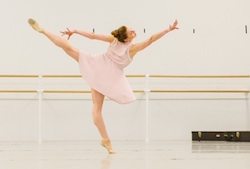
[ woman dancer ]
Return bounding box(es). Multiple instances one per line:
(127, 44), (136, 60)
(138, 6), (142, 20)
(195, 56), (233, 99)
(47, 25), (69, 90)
(28, 18), (178, 154)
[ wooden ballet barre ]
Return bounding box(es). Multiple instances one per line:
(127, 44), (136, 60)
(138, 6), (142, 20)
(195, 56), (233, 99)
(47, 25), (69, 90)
(0, 90), (92, 94)
(0, 89), (143, 94)
(0, 90), (37, 93)
(43, 75), (81, 78)
(150, 90), (250, 93)
(43, 75), (146, 78)
(149, 75), (250, 78)
(0, 75), (39, 78)
(126, 75), (146, 78)
(133, 90), (145, 93)
(44, 90), (145, 93)
(43, 90), (91, 93)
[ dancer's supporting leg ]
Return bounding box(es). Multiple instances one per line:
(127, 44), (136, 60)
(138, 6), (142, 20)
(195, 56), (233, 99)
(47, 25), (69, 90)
(91, 88), (115, 154)
(28, 18), (79, 62)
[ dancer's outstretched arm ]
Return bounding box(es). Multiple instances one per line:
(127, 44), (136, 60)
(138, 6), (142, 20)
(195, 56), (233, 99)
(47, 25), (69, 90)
(61, 28), (114, 43)
(129, 20), (179, 59)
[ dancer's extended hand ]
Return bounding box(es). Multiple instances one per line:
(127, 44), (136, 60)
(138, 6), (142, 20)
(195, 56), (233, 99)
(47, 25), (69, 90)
(169, 20), (179, 31)
(60, 28), (73, 40)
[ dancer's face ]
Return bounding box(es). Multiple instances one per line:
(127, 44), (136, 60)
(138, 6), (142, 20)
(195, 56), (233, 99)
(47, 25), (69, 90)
(126, 27), (136, 42)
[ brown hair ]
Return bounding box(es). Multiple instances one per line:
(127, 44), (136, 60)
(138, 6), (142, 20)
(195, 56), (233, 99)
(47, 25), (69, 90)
(111, 26), (127, 43)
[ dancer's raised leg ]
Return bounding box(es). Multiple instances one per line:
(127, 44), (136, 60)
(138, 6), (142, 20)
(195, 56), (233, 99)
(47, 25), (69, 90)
(91, 88), (115, 154)
(28, 18), (79, 62)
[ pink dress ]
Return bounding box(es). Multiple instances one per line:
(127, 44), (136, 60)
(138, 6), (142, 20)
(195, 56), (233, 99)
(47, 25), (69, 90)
(78, 38), (136, 104)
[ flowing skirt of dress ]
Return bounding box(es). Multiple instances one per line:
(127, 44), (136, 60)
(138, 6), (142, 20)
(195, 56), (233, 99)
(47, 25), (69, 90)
(78, 50), (136, 104)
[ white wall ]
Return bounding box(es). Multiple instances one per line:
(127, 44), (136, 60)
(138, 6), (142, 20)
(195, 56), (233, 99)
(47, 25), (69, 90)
(0, 0), (250, 141)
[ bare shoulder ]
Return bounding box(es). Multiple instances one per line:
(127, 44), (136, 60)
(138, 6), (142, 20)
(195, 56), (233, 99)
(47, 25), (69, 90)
(109, 36), (115, 43)
(107, 35), (115, 43)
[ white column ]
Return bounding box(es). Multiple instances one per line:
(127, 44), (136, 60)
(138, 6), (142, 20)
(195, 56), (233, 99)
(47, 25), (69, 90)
(38, 74), (43, 144)
(145, 73), (150, 143)
(246, 92), (250, 130)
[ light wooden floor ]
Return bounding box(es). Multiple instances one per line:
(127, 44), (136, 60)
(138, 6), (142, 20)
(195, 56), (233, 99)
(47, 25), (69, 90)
(0, 140), (250, 169)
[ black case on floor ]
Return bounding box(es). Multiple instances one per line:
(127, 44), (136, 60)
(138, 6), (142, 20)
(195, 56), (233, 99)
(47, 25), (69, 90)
(192, 131), (250, 142)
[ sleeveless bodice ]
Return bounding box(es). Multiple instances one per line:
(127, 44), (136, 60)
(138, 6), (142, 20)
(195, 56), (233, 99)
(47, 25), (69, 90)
(105, 38), (132, 68)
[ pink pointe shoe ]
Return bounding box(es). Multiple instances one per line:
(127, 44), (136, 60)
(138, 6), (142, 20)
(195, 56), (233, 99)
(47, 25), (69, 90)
(101, 140), (116, 154)
(28, 18), (44, 33)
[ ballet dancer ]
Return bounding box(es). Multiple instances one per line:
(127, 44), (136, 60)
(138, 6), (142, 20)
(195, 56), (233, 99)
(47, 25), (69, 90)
(28, 18), (178, 154)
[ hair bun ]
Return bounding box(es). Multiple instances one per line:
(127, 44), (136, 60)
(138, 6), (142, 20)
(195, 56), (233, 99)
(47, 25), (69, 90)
(111, 30), (119, 38)
(111, 26), (127, 43)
